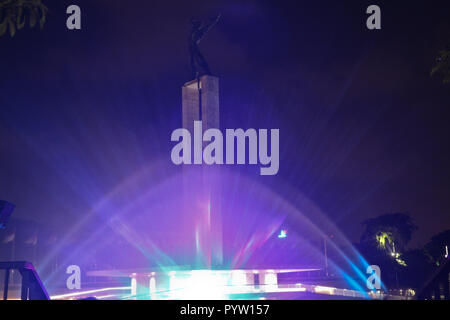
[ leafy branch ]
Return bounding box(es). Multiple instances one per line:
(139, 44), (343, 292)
(0, 0), (47, 37)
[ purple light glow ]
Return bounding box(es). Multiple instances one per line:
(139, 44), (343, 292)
(31, 155), (378, 298)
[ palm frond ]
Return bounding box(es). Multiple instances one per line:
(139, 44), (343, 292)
(0, 0), (47, 37)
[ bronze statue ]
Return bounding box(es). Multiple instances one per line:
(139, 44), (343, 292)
(189, 14), (221, 78)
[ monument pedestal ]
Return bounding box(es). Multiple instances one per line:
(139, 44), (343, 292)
(182, 75), (223, 268)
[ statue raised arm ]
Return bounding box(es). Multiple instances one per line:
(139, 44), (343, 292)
(189, 14), (221, 78)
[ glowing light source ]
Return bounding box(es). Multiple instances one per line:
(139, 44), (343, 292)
(314, 285), (335, 295)
(131, 278), (137, 296)
(149, 276), (156, 295)
(231, 270), (247, 286)
(168, 270), (229, 300)
(260, 271), (278, 291)
(50, 286), (131, 300)
(277, 229), (287, 239)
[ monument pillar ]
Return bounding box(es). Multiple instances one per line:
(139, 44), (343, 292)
(182, 75), (223, 268)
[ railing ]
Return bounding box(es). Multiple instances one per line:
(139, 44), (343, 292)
(1, 261), (50, 300)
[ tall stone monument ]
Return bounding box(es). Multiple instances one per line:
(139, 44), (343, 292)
(182, 14), (223, 268)
(182, 75), (223, 268)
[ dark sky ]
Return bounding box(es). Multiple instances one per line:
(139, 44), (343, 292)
(1, 0), (450, 248)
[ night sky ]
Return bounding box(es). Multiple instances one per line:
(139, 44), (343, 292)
(1, 0), (450, 249)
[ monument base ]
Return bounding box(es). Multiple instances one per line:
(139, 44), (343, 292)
(182, 75), (222, 268)
(87, 267), (323, 300)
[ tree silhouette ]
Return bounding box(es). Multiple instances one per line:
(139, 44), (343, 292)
(360, 212), (417, 254)
(0, 0), (47, 37)
(424, 229), (450, 265)
(358, 213), (418, 289)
